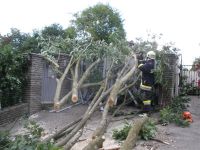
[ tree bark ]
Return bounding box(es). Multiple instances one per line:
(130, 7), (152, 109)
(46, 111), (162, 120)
(64, 129), (83, 150)
(108, 54), (137, 107)
(57, 58), (101, 108)
(43, 118), (81, 142)
(83, 56), (138, 149)
(120, 116), (148, 150)
(72, 59), (80, 103)
(55, 84), (112, 147)
(78, 58), (101, 86)
(82, 136), (105, 150)
(54, 56), (73, 110)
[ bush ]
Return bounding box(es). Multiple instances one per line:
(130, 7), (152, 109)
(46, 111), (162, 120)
(0, 120), (62, 150)
(159, 95), (190, 127)
(0, 131), (11, 149)
(139, 119), (157, 140)
(112, 119), (157, 141)
(112, 122), (131, 141)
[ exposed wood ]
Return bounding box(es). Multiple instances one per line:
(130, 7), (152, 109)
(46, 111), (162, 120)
(72, 59), (80, 103)
(54, 81), (102, 108)
(57, 58), (101, 107)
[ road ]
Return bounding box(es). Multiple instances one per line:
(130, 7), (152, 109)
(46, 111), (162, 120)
(160, 96), (200, 150)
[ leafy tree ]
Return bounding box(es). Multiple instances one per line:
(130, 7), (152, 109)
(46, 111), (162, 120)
(41, 24), (65, 38)
(64, 26), (77, 39)
(0, 29), (30, 108)
(72, 3), (126, 43)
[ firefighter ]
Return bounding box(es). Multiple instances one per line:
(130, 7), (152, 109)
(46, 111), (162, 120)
(138, 51), (156, 111)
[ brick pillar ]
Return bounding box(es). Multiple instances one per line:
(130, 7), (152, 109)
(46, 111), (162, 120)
(27, 54), (43, 114)
(159, 53), (178, 106)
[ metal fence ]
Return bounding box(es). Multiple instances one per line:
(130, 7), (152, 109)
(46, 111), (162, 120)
(181, 65), (200, 95)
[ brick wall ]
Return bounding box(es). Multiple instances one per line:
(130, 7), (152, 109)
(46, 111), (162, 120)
(0, 103), (28, 125)
(25, 53), (71, 114)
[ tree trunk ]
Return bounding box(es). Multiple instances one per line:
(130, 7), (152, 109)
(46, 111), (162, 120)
(82, 136), (105, 150)
(72, 60), (80, 103)
(64, 129), (83, 150)
(120, 116), (148, 150)
(43, 118), (81, 142)
(54, 57), (73, 110)
(108, 54), (137, 107)
(78, 58), (101, 86)
(55, 85), (112, 147)
(57, 58), (101, 108)
(84, 56), (138, 149)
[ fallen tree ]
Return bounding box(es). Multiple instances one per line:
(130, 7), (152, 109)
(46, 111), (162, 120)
(120, 116), (148, 150)
(82, 54), (138, 150)
(38, 30), (143, 149)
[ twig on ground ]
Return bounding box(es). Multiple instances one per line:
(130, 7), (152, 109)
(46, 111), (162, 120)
(151, 138), (170, 145)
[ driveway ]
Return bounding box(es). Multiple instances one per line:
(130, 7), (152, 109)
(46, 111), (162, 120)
(156, 96), (200, 150)
(1, 96), (200, 150)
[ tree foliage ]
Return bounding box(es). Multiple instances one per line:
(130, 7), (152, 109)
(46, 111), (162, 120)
(132, 33), (179, 87)
(0, 29), (31, 108)
(72, 3), (126, 43)
(0, 120), (62, 150)
(41, 24), (66, 38)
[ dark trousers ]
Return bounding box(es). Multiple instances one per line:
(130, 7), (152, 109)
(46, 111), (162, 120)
(140, 89), (155, 111)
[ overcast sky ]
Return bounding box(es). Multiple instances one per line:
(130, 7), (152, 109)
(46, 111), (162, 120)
(0, 0), (200, 65)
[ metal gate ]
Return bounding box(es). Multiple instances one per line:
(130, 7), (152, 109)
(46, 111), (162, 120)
(41, 63), (57, 103)
(180, 65), (200, 95)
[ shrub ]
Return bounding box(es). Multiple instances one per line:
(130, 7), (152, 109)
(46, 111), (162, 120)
(139, 119), (157, 140)
(0, 120), (62, 150)
(159, 95), (190, 127)
(112, 122), (131, 141)
(112, 119), (157, 141)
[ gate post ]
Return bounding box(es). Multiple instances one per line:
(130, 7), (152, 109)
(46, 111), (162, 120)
(159, 53), (178, 106)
